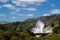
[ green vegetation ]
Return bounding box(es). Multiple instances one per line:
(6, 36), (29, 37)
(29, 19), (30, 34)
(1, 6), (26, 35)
(0, 14), (60, 40)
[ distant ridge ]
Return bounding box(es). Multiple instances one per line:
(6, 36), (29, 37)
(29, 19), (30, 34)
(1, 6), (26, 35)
(0, 21), (10, 24)
(24, 14), (60, 23)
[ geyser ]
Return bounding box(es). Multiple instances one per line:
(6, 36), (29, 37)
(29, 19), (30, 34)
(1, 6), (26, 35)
(31, 20), (53, 37)
(31, 20), (45, 33)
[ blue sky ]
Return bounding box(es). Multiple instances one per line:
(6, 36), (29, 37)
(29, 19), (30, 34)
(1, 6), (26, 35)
(0, 0), (60, 22)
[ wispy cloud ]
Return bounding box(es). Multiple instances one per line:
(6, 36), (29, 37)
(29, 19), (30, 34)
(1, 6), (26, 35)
(19, 14), (25, 16)
(50, 3), (56, 7)
(51, 9), (60, 14)
(43, 9), (60, 16)
(43, 14), (50, 16)
(3, 4), (15, 9)
(0, 14), (5, 17)
(12, 16), (16, 19)
(0, 0), (9, 3)
(23, 8), (36, 11)
(3, 4), (20, 12)
(11, 12), (17, 14)
(26, 14), (34, 16)
(0, 6), (2, 9)
(2, 4), (36, 12)
(19, 14), (34, 17)
(0, 0), (47, 12)
(12, 0), (47, 7)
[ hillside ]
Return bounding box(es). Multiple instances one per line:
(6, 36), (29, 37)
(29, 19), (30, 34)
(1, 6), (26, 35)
(25, 14), (60, 22)
(24, 14), (60, 27)
(0, 14), (60, 40)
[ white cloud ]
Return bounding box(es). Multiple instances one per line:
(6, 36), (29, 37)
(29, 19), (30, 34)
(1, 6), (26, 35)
(12, 0), (47, 6)
(19, 14), (34, 17)
(3, 4), (15, 9)
(36, 4), (41, 6)
(3, 4), (20, 12)
(43, 14), (50, 16)
(50, 3), (56, 7)
(51, 9), (60, 14)
(11, 12), (17, 14)
(14, 8), (20, 12)
(0, 14), (5, 17)
(20, 4), (27, 7)
(3, 4), (36, 11)
(12, 16), (16, 19)
(26, 14), (33, 16)
(43, 9), (60, 16)
(23, 8), (36, 11)
(19, 14), (26, 16)
(0, 6), (2, 9)
(0, 0), (9, 3)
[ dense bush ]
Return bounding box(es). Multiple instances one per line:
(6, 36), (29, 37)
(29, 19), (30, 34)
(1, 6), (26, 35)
(0, 19), (60, 40)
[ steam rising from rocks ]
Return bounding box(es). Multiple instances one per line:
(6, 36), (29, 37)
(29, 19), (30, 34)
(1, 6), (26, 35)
(31, 20), (45, 33)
